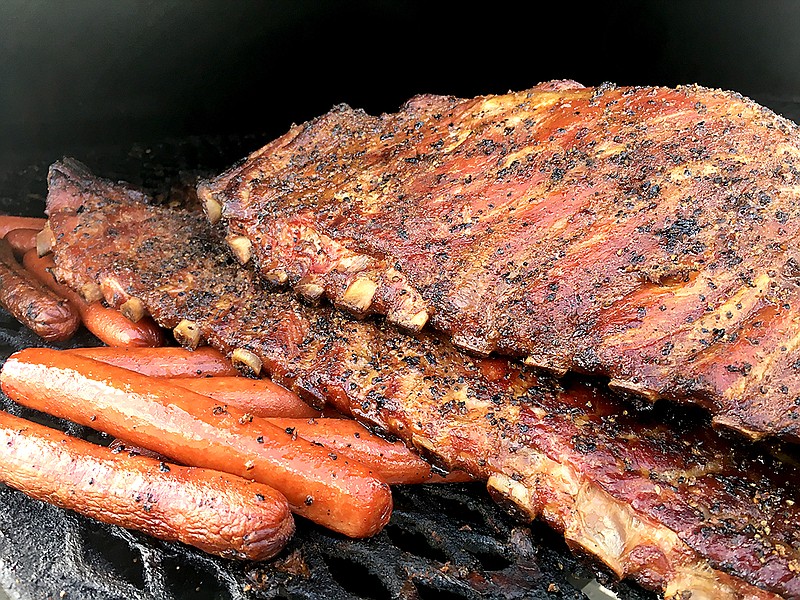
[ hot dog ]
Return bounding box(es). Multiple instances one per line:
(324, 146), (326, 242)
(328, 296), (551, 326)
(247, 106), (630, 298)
(66, 346), (238, 377)
(265, 417), (472, 484)
(1, 348), (393, 538)
(0, 216), (46, 238)
(3, 228), (39, 258)
(168, 377), (322, 418)
(22, 250), (165, 348)
(0, 239), (80, 341)
(0, 410), (293, 560)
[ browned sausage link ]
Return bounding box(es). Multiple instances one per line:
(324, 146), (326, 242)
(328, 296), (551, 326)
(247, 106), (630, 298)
(169, 377), (323, 418)
(266, 417), (436, 484)
(0, 410), (294, 560)
(22, 250), (165, 348)
(0, 216), (46, 238)
(66, 346), (239, 377)
(265, 417), (474, 484)
(1, 348), (393, 537)
(3, 228), (39, 259)
(0, 239), (80, 341)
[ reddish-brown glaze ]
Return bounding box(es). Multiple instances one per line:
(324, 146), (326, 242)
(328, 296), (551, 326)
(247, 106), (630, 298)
(203, 83), (800, 443)
(0, 410), (294, 560)
(68, 346), (238, 377)
(0, 348), (393, 538)
(0, 237), (80, 341)
(169, 377), (322, 418)
(44, 160), (800, 599)
(22, 250), (165, 348)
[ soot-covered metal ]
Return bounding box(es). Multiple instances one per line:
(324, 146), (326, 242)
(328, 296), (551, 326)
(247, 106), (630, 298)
(0, 138), (659, 600)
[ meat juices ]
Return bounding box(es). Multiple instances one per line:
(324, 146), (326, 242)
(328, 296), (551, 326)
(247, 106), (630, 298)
(46, 160), (800, 599)
(201, 82), (800, 443)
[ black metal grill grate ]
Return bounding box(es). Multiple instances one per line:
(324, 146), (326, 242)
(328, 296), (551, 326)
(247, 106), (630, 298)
(0, 140), (657, 600)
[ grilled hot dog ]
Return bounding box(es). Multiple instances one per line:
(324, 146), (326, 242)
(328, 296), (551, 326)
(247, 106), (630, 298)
(0, 216), (46, 238)
(66, 346), (238, 377)
(169, 376), (322, 418)
(3, 228), (39, 258)
(266, 417), (454, 484)
(0, 410), (293, 560)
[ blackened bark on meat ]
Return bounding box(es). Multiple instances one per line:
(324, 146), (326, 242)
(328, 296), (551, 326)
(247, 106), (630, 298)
(46, 161), (800, 600)
(201, 82), (800, 443)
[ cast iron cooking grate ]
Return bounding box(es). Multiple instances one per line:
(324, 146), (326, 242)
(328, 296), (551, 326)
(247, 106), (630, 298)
(0, 139), (657, 600)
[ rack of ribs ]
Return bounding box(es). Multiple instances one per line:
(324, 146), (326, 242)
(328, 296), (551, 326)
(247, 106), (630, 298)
(198, 81), (800, 443)
(46, 159), (800, 600)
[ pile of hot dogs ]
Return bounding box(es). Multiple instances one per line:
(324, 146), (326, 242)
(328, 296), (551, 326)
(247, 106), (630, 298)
(0, 215), (467, 561)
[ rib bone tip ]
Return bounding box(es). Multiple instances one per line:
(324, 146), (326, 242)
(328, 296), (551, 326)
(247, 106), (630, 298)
(197, 184), (223, 224)
(711, 414), (766, 441)
(36, 224), (55, 257)
(232, 348), (262, 376)
(340, 277), (378, 313)
(607, 378), (659, 402)
(80, 282), (104, 304)
(265, 269), (289, 286)
(523, 356), (569, 378)
(486, 473), (536, 520)
(173, 319), (201, 350)
(226, 235), (252, 265)
(120, 297), (146, 323)
(390, 308), (429, 331)
(296, 281), (325, 304)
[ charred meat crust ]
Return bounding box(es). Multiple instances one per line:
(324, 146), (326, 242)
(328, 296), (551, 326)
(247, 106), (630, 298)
(202, 82), (800, 443)
(46, 160), (800, 599)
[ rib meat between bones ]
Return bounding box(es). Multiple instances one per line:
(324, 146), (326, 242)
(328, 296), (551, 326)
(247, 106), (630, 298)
(45, 160), (800, 599)
(199, 81), (800, 443)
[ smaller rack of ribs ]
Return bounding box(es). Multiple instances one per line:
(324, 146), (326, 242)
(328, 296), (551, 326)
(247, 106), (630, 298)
(46, 159), (800, 599)
(199, 81), (800, 443)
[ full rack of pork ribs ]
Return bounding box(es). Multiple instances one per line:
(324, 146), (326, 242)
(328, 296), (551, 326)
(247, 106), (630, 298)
(198, 81), (800, 443)
(45, 159), (800, 599)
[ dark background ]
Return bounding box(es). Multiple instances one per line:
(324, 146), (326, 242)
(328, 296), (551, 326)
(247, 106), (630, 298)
(3, 0), (800, 170)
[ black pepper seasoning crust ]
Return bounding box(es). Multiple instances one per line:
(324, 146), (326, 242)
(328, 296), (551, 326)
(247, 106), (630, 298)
(204, 81), (800, 443)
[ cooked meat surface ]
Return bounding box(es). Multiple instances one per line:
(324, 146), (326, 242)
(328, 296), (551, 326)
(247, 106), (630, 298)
(200, 81), (800, 443)
(46, 160), (800, 599)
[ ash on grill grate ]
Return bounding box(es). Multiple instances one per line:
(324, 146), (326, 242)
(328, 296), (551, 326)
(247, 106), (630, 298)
(0, 141), (658, 600)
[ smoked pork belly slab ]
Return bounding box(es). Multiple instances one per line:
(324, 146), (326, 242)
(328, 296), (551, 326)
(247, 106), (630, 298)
(46, 159), (800, 599)
(200, 81), (800, 443)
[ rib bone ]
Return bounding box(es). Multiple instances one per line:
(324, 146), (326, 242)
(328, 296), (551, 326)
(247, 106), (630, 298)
(173, 319), (201, 349)
(339, 277), (378, 314)
(226, 235), (252, 265)
(120, 297), (146, 323)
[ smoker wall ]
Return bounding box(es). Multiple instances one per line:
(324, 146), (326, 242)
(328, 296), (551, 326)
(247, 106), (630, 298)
(2, 0), (800, 168)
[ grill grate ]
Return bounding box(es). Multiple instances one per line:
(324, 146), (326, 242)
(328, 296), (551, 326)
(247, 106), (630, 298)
(0, 140), (657, 600)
